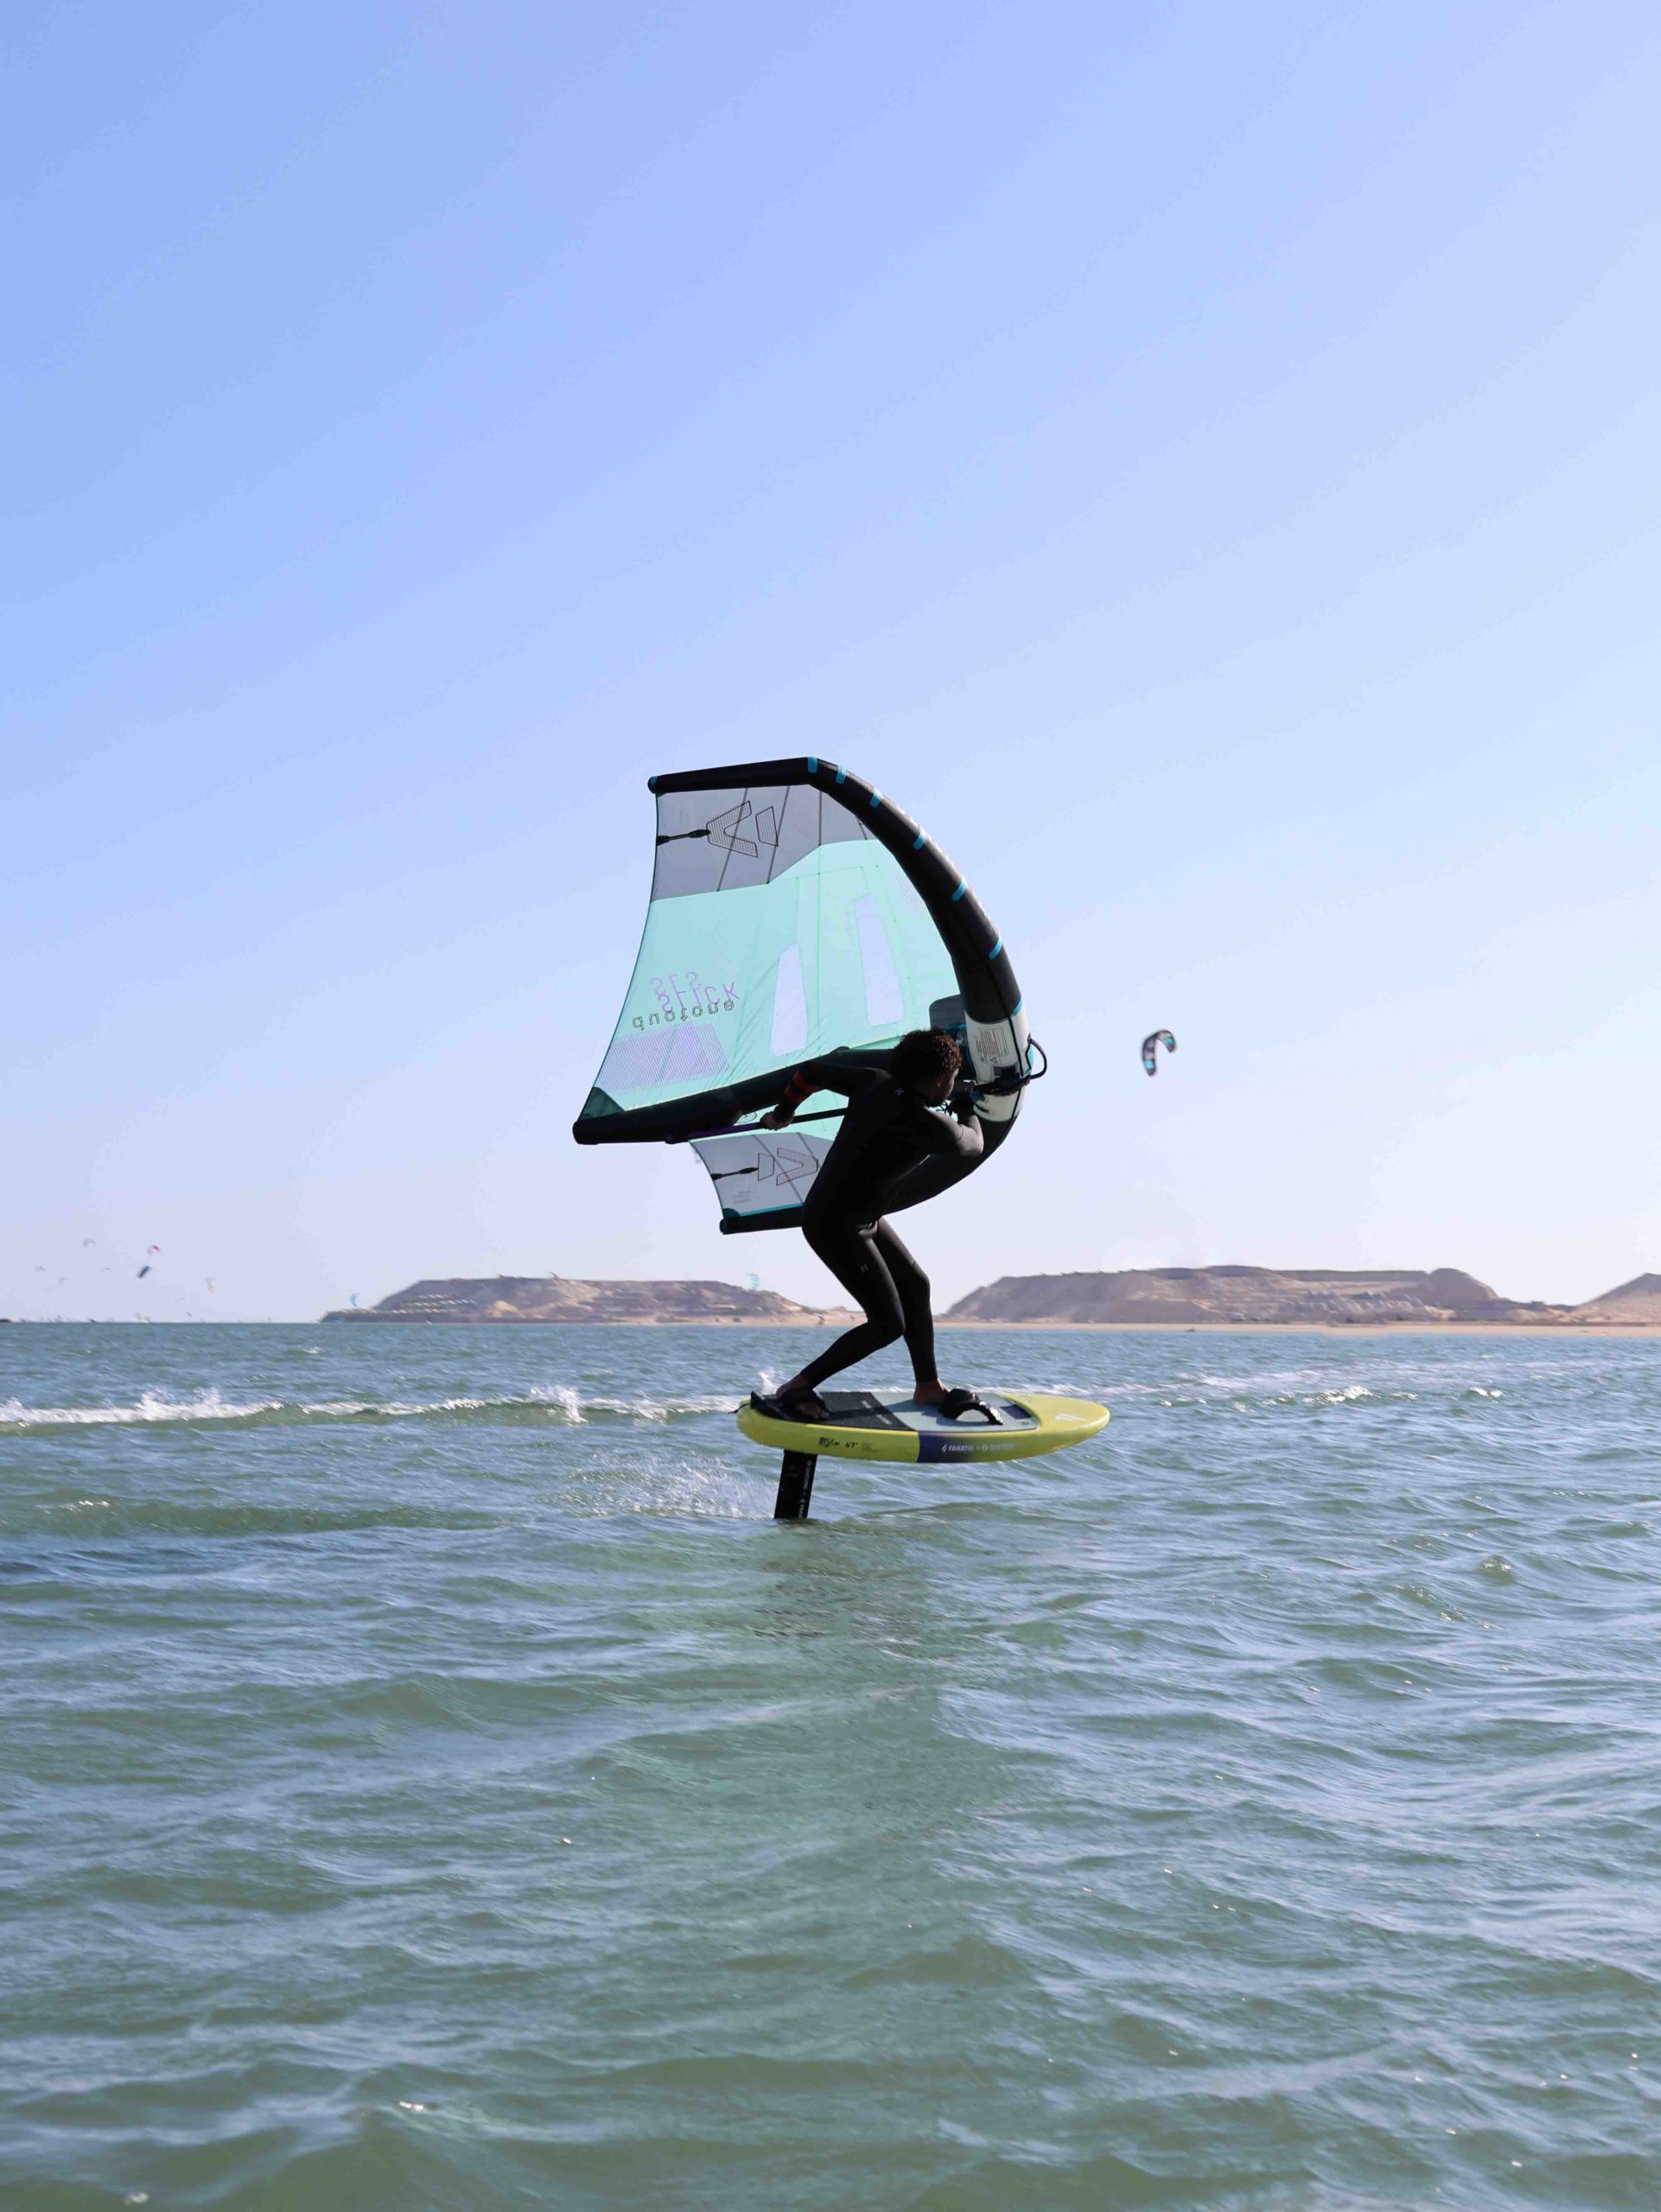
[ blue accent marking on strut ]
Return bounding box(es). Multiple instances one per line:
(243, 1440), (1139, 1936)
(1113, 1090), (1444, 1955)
(951, 881), (967, 902)
(988, 937), (1002, 959)
(869, 791), (881, 808)
(1010, 997), (1023, 1017)
(835, 767), (846, 785)
(807, 756), (818, 772)
(913, 832), (926, 849)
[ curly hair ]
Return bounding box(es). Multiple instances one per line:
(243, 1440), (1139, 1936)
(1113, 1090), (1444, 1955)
(890, 1027), (962, 1087)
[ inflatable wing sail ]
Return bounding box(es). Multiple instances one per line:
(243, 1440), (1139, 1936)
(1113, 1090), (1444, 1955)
(573, 760), (1030, 1233)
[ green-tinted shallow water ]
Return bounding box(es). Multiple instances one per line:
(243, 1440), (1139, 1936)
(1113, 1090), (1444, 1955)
(3, 1322), (1658, 2210)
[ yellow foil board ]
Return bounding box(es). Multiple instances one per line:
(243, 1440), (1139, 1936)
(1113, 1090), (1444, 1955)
(737, 1388), (1109, 1465)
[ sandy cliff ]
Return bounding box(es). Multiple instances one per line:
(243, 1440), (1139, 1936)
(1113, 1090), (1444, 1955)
(323, 1275), (847, 1324)
(1565, 1274), (1661, 1325)
(939, 1265), (1645, 1327)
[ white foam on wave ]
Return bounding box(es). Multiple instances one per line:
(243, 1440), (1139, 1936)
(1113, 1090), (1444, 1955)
(0, 1384), (741, 1433)
(579, 1391), (737, 1423)
(0, 1388), (283, 1429)
(533, 1383), (584, 1421)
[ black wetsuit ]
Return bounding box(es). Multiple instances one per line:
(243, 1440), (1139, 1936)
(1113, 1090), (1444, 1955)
(777, 1060), (983, 1396)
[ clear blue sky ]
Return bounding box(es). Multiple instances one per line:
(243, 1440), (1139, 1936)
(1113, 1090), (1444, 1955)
(5, 2), (1658, 1323)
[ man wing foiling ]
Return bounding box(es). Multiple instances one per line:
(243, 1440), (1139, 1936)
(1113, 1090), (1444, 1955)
(754, 1027), (987, 1424)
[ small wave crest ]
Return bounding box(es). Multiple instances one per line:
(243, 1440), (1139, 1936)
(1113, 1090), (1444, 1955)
(1096, 1363), (1517, 1416)
(0, 1385), (739, 1436)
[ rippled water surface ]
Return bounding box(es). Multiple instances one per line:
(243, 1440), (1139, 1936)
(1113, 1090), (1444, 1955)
(3, 1322), (1658, 2209)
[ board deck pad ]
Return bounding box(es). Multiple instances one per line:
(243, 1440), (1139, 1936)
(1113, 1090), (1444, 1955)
(737, 1387), (1108, 1465)
(812, 1389), (1039, 1433)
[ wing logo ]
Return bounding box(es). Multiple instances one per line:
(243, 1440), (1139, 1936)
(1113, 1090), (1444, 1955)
(706, 1139), (816, 1192)
(706, 801), (778, 859)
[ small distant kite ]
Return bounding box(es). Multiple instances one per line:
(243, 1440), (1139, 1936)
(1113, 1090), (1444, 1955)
(137, 1265), (152, 1280)
(146, 1244), (161, 1255)
(1141, 1029), (1177, 1077)
(82, 1238), (96, 1248)
(746, 1273), (761, 1292)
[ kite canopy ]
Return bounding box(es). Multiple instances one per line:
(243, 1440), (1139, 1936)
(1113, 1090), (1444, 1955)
(573, 759), (1030, 1232)
(1141, 1029), (1176, 1076)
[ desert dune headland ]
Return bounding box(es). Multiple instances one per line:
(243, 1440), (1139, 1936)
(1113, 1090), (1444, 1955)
(321, 1275), (856, 1325)
(319, 1268), (1661, 1332)
(941, 1267), (1661, 1332)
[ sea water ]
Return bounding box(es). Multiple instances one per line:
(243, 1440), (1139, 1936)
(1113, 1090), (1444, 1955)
(2, 1322), (1658, 2210)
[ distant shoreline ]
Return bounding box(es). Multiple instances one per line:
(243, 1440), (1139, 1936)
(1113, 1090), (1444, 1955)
(941, 1318), (1661, 1337)
(320, 1312), (862, 1325)
(328, 1313), (1661, 1335)
(6, 1316), (1657, 1337)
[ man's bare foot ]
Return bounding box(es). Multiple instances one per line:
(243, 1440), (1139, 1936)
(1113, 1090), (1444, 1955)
(914, 1382), (996, 1421)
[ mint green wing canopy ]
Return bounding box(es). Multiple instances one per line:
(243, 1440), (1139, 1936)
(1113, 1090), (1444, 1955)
(573, 760), (1029, 1234)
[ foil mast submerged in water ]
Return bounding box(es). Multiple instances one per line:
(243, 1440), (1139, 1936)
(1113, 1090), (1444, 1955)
(572, 760), (1030, 1233)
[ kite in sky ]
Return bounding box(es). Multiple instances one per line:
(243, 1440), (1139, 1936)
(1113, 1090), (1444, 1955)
(1141, 1029), (1177, 1076)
